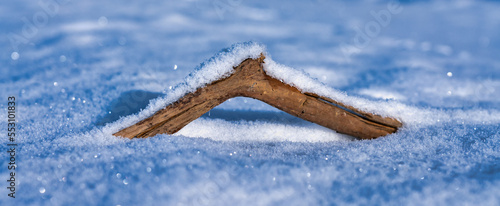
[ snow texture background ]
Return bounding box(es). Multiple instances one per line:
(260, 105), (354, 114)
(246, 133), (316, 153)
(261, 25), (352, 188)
(1, 0), (500, 205)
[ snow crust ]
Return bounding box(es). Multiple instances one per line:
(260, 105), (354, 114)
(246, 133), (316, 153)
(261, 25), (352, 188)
(1, 0), (500, 205)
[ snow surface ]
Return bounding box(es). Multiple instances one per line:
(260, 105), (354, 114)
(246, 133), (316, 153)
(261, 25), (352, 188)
(1, 0), (500, 205)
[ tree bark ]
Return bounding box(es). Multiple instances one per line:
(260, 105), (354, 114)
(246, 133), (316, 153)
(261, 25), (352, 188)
(114, 54), (402, 139)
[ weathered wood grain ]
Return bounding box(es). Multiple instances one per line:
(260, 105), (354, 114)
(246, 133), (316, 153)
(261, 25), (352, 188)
(114, 54), (402, 139)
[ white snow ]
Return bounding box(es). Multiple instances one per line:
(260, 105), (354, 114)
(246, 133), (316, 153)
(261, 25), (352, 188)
(2, 0), (500, 205)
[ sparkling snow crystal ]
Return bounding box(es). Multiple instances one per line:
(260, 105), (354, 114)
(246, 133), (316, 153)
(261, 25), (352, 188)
(2, 1), (500, 205)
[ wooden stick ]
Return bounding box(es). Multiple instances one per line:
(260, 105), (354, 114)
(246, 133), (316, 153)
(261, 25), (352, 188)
(114, 54), (402, 139)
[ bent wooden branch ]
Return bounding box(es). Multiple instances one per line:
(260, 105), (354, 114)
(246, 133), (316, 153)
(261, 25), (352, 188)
(114, 54), (402, 139)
